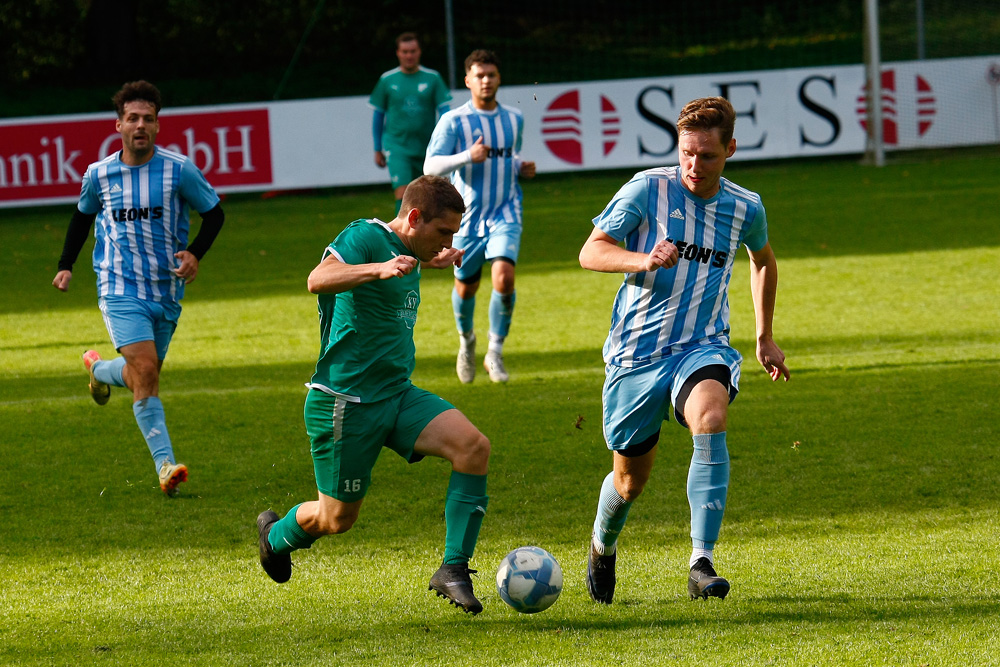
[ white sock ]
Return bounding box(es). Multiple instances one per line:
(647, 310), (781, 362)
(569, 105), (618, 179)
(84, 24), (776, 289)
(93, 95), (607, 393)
(690, 548), (713, 568)
(459, 330), (475, 349)
(487, 333), (505, 355)
(592, 534), (616, 556)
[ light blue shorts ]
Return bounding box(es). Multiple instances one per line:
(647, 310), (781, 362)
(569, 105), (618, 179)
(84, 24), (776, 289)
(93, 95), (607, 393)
(98, 295), (181, 360)
(453, 222), (522, 282)
(602, 343), (742, 451)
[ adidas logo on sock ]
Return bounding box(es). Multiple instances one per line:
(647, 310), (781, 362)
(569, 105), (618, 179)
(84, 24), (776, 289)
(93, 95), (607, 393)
(670, 208), (684, 220)
(701, 500), (724, 511)
(145, 428), (162, 440)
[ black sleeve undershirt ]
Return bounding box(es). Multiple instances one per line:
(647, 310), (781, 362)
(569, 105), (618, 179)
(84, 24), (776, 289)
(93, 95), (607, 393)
(57, 209), (97, 272)
(186, 203), (225, 261)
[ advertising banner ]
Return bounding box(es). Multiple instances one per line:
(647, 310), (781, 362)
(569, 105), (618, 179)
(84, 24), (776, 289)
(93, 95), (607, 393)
(1, 55), (996, 209)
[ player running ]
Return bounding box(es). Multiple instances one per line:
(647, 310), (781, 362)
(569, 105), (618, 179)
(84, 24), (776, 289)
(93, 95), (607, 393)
(369, 32), (452, 214)
(424, 49), (535, 384)
(581, 97), (790, 603)
(52, 80), (224, 497)
(256, 175), (492, 615)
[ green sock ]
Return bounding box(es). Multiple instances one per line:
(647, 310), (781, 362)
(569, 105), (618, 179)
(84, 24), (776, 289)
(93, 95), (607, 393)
(443, 471), (488, 565)
(267, 503), (317, 555)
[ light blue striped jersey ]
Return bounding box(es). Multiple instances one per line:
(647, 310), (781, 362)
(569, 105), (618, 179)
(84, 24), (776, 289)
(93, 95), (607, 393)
(425, 100), (525, 237)
(78, 147), (220, 303)
(594, 166), (768, 367)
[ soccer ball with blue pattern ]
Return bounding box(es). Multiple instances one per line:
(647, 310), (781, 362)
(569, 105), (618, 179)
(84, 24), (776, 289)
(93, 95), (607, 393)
(495, 546), (563, 613)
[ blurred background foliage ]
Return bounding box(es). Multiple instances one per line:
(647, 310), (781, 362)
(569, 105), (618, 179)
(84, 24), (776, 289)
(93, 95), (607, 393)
(0, 0), (997, 117)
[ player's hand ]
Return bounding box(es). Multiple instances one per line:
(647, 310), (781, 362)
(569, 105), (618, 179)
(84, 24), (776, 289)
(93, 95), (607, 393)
(380, 254), (419, 278)
(757, 337), (790, 382)
(374, 151), (386, 168)
(424, 247), (463, 269)
(52, 270), (72, 292)
(520, 161), (536, 179)
(469, 136), (488, 163)
(644, 240), (678, 272)
(172, 250), (199, 284)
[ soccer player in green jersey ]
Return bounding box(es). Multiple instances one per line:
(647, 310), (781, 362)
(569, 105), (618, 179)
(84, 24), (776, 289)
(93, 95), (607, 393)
(256, 175), (492, 615)
(369, 32), (452, 214)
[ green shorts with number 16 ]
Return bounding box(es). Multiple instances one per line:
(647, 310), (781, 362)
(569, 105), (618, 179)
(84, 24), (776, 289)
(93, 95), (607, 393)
(304, 385), (455, 502)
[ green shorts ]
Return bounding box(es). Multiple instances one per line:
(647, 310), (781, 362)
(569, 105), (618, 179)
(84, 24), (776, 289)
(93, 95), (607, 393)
(384, 148), (424, 190)
(304, 385), (455, 502)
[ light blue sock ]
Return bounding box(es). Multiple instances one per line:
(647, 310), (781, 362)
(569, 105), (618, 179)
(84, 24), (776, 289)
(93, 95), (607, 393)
(93, 357), (127, 387)
(267, 503), (318, 555)
(592, 472), (631, 554)
(488, 289), (515, 338)
(452, 288), (475, 334)
(132, 397), (174, 472)
(687, 432), (730, 549)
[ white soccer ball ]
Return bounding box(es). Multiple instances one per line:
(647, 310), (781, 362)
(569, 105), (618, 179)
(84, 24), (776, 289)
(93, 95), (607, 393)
(495, 546), (563, 613)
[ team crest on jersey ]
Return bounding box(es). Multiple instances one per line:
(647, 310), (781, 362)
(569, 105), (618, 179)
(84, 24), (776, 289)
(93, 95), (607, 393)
(418, 83), (429, 92)
(397, 290), (419, 329)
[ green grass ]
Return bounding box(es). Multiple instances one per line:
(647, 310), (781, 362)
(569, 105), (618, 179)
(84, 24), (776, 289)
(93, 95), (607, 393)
(2, 151), (1000, 665)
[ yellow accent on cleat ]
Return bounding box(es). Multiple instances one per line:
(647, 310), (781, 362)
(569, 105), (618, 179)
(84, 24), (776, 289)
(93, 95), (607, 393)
(82, 350), (111, 406)
(158, 461), (188, 497)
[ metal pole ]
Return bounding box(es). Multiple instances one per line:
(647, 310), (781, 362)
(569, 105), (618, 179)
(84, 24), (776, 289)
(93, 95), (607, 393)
(916, 0), (926, 60)
(864, 0), (885, 167)
(444, 0), (457, 90)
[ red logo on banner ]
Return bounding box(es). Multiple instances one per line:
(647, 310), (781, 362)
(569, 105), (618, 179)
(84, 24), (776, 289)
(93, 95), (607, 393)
(541, 90), (620, 165)
(856, 70), (936, 145)
(0, 108), (273, 204)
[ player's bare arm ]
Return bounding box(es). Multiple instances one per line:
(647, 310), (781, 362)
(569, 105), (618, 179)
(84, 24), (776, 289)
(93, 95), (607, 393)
(307, 254), (418, 294)
(747, 242), (790, 382)
(579, 228), (678, 274)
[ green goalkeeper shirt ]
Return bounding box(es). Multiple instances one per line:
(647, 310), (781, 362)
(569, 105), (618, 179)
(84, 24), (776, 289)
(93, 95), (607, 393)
(308, 219), (421, 403)
(369, 66), (451, 158)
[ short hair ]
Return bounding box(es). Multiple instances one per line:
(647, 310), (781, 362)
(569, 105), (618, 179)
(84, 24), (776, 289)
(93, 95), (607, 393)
(112, 80), (162, 118)
(396, 32), (419, 48)
(677, 97), (736, 147)
(402, 175), (465, 221)
(464, 49), (500, 73)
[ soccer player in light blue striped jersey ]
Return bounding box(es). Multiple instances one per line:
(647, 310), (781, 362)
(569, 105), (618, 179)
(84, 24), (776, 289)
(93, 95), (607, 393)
(424, 49), (536, 384)
(53, 81), (224, 497)
(580, 97), (789, 604)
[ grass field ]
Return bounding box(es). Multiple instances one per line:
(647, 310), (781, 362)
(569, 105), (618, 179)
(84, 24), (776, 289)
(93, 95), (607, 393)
(2, 151), (999, 666)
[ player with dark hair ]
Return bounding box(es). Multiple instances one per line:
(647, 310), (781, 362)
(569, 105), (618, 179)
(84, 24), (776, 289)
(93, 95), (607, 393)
(424, 49), (535, 384)
(256, 175), (492, 616)
(369, 32), (452, 213)
(52, 80), (225, 497)
(580, 96), (790, 603)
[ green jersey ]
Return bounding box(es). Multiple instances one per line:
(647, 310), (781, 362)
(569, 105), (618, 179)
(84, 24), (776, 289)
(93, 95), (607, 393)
(369, 66), (451, 158)
(308, 219), (421, 403)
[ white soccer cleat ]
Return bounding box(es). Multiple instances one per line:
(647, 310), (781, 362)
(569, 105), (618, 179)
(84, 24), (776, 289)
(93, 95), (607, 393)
(483, 350), (509, 383)
(456, 334), (476, 384)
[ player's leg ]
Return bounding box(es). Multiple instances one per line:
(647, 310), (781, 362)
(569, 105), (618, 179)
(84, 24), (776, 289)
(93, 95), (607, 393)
(385, 148), (407, 214)
(390, 388), (490, 614)
(258, 390), (385, 583)
(483, 222), (522, 383)
(587, 360), (672, 604)
(452, 236), (486, 384)
(671, 347), (742, 600)
(95, 296), (186, 495)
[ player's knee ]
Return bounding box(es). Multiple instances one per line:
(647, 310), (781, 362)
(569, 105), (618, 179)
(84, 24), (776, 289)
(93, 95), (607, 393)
(454, 432), (490, 475)
(616, 474), (647, 502)
(687, 406), (727, 434)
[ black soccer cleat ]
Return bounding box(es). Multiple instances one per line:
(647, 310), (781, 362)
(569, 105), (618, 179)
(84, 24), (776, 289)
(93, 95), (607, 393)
(429, 563), (483, 615)
(257, 510), (292, 583)
(586, 541), (616, 604)
(688, 557), (730, 600)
